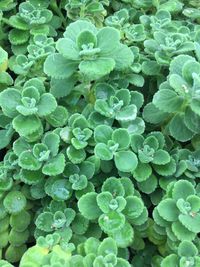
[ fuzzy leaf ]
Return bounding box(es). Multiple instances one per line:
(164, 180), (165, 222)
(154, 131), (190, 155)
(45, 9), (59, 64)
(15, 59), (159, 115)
(78, 192), (102, 220)
(114, 151), (138, 172)
(157, 199), (179, 222)
(3, 191), (26, 214)
(44, 54), (77, 79)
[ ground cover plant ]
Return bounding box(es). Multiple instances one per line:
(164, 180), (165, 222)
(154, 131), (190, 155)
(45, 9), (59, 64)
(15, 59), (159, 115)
(1, 0), (200, 266)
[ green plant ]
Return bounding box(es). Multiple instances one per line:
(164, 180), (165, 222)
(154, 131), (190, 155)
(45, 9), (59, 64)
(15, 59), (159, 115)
(2, 1), (200, 266)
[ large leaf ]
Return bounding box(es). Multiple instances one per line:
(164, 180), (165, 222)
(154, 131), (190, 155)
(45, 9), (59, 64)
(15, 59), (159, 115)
(13, 115), (43, 137)
(79, 58), (115, 80)
(44, 54), (77, 79)
(153, 89), (184, 113)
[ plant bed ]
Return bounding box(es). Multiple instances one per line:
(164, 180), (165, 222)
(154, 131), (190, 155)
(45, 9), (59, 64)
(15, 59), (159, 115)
(1, 0), (200, 266)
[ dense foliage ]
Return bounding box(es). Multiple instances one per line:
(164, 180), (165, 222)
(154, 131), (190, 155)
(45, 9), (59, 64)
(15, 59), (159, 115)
(1, 0), (200, 266)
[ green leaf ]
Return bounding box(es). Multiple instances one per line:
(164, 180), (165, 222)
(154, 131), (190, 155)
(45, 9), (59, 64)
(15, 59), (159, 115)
(13, 115), (43, 137)
(42, 154), (65, 176)
(172, 180), (195, 201)
(43, 132), (60, 157)
(114, 151), (138, 172)
(95, 143), (113, 161)
(157, 199), (179, 222)
(63, 20), (97, 42)
(56, 38), (79, 60)
(102, 177), (125, 197)
(110, 44), (134, 70)
(110, 222), (134, 248)
(9, 29), (29, 45)
(112, 128), (130, 150)
(97, 237), (117, 256)
(20, 169), (44, 185)
(116, 104), (137, 122)
(19, 151), (42, 171)
(79, 58), (115, 80)
(10, 211), (31, 232)
(133, 161), (152, 182)
(78, 192), (102, 220)
(169, 113), (194, 142)
(184, 106), (200, 133)
(35, 212), (54, 232)
(182, 60), (200, 84)
(123, 196), (144, 219)
(67, 146), (86, 164)
(3, 191), (26, 214)
(46, 178), (72, 201)
(97, 27), (120, 55)
(178, 240), (198, 257)
(131, 134), (144, 152)
(161, 254), (179, 267)
(77, 30), (97, 50)
(71, 213), (89, 235)
(153, 89), (184, 113)
(187, 195), (200, 212)
(0, 89), (21, 118)
(37, 93), (57, 117)
(137, 174), (158, 194)
(152, 150), (170, 165)
(153, 158), (176, 176)
(172, 221), (196, 241)
(94, 125), (113, 144)
(190, 98), (200, 117)
(179, 213), (200, 233)
(97, 192), (113, 213)
(44, 54), (77, 79)
(143, 103), (169, 124)
(142, 61), (161, 76)
(99, 211), (125, 233)
(45, 106), (68, 127)
(50, 77), (76, 98)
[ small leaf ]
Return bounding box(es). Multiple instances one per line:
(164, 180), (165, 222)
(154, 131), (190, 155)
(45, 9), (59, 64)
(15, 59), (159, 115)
(157, 199), (179, 222)
(95, 143), (113, 161)
(35, 212), (54, 232)
(42, 154), (65, 176)
(78, 192), (102, 220)
(3, 191), (26, 214)
(99, 211), (125, 233)
(114, 151), (138, 172)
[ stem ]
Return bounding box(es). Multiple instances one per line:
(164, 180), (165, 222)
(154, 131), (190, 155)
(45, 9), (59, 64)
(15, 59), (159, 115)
(50, 0), (67, 28)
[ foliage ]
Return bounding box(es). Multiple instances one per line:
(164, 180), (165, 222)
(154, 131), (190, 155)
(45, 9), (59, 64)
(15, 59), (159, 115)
(1, 0), (200, 266)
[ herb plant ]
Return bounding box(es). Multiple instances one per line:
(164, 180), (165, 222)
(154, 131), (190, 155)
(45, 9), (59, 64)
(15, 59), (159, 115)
(1, 0), (200, 266)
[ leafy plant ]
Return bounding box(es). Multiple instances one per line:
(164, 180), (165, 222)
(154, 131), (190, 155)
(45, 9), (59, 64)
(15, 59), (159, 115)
(1, 1), (200, 266)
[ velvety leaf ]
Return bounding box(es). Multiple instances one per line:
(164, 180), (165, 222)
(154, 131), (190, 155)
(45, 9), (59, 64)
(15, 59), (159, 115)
(44, 54), (77, 79)
(157, 199), (179, 222)
(112, 128), (130, 150)
(79, 58), (115, 80)
(114, 151), (138, 172)
(169, 113), (194, 142)
(13, 115), (43, 137)
(42, 153), (65, 176)
(0, 89), (21, 118)
(153, 89), (184, 113)
(37, 93), (57, 117)
(78, 192), (102, 220)
(99, 211), (125, 233)
(3, 191), (26, 214)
